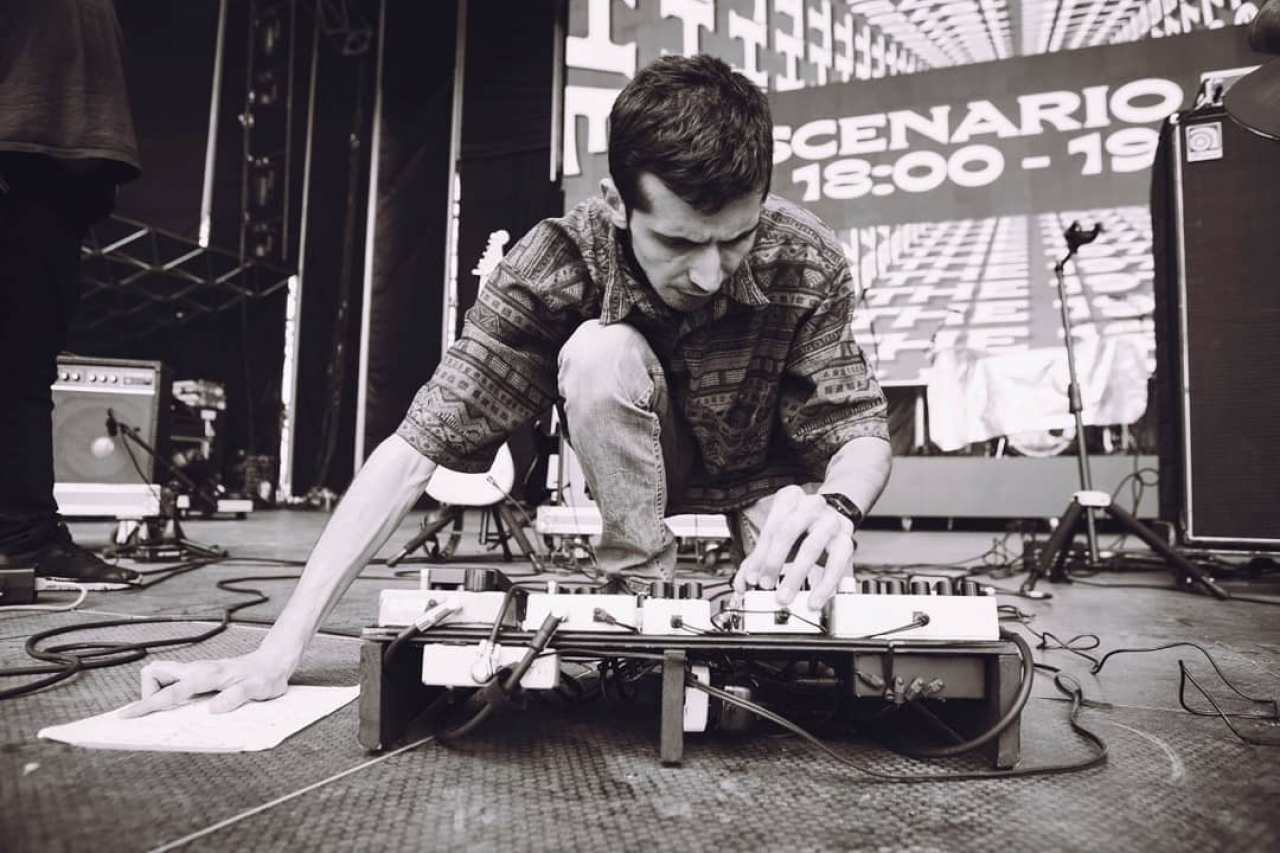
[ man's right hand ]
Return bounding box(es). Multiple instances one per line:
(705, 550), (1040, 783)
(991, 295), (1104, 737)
(118, 650), (294, 718)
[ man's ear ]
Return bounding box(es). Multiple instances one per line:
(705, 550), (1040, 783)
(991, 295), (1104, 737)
(599, 178), (628, 230)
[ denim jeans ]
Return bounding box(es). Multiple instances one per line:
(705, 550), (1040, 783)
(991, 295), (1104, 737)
(558, 319), (814, 579)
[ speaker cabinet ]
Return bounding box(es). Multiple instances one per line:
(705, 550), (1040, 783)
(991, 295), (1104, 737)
(1152, 107), (1280, 548)
(52, 356), (171, 518)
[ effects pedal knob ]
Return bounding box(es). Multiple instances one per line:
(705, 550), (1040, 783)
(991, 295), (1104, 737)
(648, 580), (677, 599)
(464, 568), (497, 592)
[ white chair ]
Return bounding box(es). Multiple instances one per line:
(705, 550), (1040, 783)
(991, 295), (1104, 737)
(386, 444), (536, 565)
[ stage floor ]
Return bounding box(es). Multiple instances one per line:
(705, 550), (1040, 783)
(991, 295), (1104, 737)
(3, 508), (1278, 852)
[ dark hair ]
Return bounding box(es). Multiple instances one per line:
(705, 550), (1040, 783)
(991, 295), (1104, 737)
(607, 54), (773, 215)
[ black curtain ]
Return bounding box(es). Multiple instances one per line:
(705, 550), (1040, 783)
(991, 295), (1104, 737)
(453, 0), (563, 340)
(287, 1), (380, 493)
(359, 0), (460, 460)
(113, 0), (221, 238)
(75, 1), (292, 482)
(190, 0), (381, 495)
(452, 0), (564, 500)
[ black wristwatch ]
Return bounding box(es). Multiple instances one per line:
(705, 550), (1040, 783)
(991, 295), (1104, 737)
(822, 492), (864, 529)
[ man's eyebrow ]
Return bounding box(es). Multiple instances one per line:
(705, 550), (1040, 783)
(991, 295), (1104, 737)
(655, 222), (759, 246)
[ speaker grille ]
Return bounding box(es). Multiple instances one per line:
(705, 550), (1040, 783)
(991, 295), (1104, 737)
(52, 358), (170, 487)
(1166, 110), (1280, 546)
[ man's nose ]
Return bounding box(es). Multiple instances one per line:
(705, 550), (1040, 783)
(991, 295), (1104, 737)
(688, 246), (723, 293)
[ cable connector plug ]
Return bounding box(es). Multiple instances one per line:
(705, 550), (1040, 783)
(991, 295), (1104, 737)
(592, 607), (635, 631)
(383, 597), (462, 669)
(856, 670), (885, 691)
(470, 639), (499, 684)
(413, 597), (461, 633)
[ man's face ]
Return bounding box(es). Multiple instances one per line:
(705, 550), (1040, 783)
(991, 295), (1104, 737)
(602, 173), (761, 313)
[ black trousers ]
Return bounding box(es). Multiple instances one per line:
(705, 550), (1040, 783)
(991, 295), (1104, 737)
(0, 154), (114, 554)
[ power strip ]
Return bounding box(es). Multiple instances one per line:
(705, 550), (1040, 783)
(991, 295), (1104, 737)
(420, 642), (560, 689)
(534, 505), (731, 540)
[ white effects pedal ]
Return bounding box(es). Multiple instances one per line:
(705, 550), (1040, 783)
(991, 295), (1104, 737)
(522, 591), (639, 632)
(377, 589), (511, 628)
(640, 598), (714, 636)
(739, 589), (827, 634)
(826, 590), (998, 641)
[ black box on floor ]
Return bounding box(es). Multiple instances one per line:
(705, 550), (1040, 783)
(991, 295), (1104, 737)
(0, 568), (36, 606)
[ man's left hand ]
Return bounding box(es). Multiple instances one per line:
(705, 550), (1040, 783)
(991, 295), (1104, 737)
(732, 485), (856, 607)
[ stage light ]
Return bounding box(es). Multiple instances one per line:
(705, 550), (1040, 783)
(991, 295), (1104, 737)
(256, 17), (282, 59)
(249, 222), (277, 259)
(252, 71), (279, 107)
(251, 157), (276, 207)
(342, 28), (372, 56)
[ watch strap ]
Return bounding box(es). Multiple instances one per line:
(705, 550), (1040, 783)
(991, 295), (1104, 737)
(821, 492), (864, 529)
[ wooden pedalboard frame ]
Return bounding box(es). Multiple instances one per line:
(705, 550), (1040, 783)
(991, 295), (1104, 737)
(358, 628), (1024, 768)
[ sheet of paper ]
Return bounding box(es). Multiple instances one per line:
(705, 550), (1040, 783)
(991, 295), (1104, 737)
(37, 685), (360, 753)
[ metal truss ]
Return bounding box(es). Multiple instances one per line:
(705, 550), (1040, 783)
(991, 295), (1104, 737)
(74, 214), (294, 351)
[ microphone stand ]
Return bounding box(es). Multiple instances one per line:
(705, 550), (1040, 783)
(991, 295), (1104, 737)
(106, 410), (227, 561)
(1021, 225), (1227, 600)
(1055, 227), (1102, 566)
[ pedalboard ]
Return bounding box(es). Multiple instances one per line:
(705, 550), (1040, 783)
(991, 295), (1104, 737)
(363, 567), (1015, 765)
(377, 570), (997, 641)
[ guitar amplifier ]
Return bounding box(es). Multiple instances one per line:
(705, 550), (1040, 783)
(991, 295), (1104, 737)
(1152, 107), (1280, 548)
(52, 356), (170, 519)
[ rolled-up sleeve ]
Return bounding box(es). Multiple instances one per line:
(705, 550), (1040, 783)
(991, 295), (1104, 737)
(396, 223), (593, 472)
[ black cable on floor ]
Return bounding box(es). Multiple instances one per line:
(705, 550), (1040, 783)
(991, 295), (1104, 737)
(0, 569), (270, 700)
(526, 637), (1106, 783)
(0, 544), (543, 700)
(687, 655), (1109, 783)
(0, 561), (371, 700)
(1088, 640), (1280, 745)
(883, 628), (1036, 760)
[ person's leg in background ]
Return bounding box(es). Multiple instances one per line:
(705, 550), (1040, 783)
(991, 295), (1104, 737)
(0, 157), (138, 585)
(557, 319), (695, 582)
